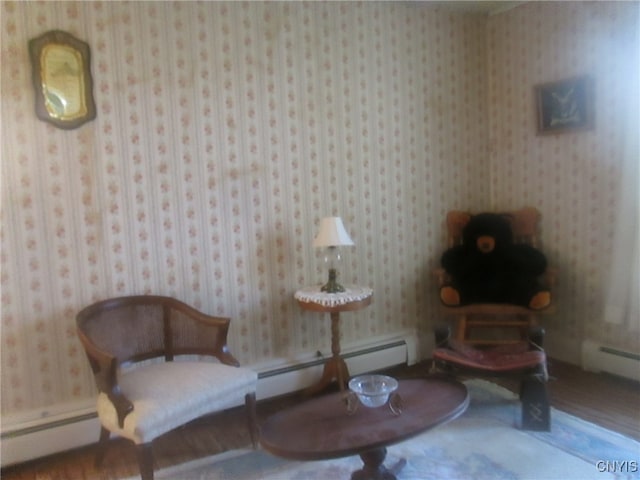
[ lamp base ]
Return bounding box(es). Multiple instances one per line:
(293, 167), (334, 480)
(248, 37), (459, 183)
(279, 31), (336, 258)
(321, 268), (346, 293)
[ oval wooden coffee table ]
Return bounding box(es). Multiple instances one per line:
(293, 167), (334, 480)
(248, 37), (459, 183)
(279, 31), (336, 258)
(260, 377), (469, 480)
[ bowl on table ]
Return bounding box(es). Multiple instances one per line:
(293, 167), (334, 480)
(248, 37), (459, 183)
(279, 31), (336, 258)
(348, 374), (398, 408)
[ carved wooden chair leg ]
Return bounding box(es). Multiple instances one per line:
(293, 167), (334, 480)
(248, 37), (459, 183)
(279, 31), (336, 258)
(136, 443), (154, 480)
(94, 426), (110, 468)
(245, 392), (258, 449)
(520, 373), (550, 431)
(434, 325), (451, 347)
(431, 325), (455, 376)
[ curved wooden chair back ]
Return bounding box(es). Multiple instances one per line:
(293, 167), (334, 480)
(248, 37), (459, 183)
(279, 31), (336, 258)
(445, 207), (542, 248)
(77, 295), (236, 368)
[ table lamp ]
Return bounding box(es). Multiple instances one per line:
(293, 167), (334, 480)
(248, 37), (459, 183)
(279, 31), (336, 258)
(313, 217), (354, 293)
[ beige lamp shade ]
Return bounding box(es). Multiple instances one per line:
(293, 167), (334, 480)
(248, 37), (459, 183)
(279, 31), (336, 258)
(312, 217), (355, 248)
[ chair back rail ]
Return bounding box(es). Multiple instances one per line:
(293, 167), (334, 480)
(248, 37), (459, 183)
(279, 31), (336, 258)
(77, 295), (234, 366)
(446, 207), (541, 248)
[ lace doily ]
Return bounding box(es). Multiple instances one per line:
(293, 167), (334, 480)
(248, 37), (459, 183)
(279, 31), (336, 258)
(294, 285), (373, 307)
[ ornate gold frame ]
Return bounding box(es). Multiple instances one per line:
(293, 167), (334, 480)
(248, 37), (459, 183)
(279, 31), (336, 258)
(29, 30), (96, 129)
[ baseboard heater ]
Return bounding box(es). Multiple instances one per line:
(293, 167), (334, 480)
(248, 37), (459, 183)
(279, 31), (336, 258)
(1, 330), (418, 467)
(582, 339), (640, 382)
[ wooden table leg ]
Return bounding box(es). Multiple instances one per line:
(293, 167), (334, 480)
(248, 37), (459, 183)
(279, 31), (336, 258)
(351, 447), (407, 480)
(330, 311), (349, 391)
(304, 355), (350, 396)
(305, 311), (351, 395)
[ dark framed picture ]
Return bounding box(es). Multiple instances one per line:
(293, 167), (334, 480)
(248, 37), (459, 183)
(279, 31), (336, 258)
(535, 76), (593, 135)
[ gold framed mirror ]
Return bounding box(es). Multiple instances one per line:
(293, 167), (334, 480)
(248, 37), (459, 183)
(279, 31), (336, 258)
(29, 30), (96, 129)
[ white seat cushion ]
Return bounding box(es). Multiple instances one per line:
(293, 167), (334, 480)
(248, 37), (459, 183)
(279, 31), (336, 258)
(96, 361), (257, 444)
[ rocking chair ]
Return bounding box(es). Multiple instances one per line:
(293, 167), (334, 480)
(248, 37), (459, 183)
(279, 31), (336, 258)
(431, 207), (555, 431)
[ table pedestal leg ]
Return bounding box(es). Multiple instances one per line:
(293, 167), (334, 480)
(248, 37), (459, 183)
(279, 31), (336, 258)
(304, 355), (350, 396)
(305, 311), (350, 395)
(351, 448), (407, 480)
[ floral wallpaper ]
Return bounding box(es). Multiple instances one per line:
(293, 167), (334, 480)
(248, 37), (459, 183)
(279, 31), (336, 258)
(486, 1), (639, 358)
(1, 0), (637, 424)
(1, 1), (488, 417)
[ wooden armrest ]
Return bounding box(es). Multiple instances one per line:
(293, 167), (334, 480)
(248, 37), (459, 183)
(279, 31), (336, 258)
(107, 385), (135, 428)
(77, 330), (133, 427)
(196, 320), (240, 367)
(168, 303), (241, 367)
(217, 348), (241, 367)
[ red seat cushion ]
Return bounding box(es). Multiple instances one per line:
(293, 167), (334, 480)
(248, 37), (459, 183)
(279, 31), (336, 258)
(433, 340), (546, 372)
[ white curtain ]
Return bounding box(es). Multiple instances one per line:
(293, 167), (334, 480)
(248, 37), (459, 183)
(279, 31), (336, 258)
(604, 150), (639, 327)
(604, 16), (640, 328)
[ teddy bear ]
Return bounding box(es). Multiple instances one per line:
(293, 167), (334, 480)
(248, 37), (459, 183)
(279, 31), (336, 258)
(439, 212), (551, 310)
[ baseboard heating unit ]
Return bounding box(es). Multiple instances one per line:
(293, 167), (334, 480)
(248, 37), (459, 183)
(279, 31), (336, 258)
(582, 339), (640, 383)
(1, 329), (418, 467)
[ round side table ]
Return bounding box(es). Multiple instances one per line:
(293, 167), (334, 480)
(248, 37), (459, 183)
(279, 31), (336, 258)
(295, 286), (373, 395)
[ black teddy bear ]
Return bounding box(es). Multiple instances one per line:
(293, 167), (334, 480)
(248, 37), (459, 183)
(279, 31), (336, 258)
(440, 213), (551, 310)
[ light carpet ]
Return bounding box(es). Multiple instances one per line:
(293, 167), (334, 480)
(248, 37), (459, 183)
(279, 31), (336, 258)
(129, 379), (639, 480)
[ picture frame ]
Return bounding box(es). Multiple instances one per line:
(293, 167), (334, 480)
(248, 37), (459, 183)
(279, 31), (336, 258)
(28, 30), (96, 130)
(535, 76), (593, 135)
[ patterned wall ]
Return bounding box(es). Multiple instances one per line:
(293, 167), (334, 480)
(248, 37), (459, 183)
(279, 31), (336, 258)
(1, 2), (488, 416)
(2, 1), (637, 421)
(487, 1), (639, 357)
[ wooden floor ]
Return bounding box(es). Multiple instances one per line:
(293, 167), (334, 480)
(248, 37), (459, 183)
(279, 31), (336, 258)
(2, 358), (639, 480)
